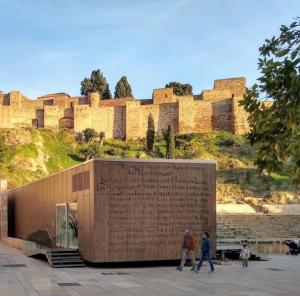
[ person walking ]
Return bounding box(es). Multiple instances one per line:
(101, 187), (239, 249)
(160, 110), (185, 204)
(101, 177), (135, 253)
(240, 243), (250, 268)
(176, 229), (196, 271)
(194, 232), (214, 273)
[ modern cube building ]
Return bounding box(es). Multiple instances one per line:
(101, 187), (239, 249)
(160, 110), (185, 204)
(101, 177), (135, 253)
(7, 158), (216, 263)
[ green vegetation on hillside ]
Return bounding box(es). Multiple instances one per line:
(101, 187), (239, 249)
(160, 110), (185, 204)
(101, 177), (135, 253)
(0, 128), (297, 203)
(0, 129), (82, 188)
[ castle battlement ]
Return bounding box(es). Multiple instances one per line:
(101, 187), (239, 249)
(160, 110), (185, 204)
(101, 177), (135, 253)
(0, 77), (249, 139)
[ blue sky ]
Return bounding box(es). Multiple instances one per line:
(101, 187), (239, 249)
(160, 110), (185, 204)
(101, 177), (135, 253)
(0, 0), (299, 98)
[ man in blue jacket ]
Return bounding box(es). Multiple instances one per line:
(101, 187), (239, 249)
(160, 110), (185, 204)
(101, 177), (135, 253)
(194, 231), (214, 273)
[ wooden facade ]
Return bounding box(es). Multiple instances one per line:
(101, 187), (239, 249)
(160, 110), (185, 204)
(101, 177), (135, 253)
(7, 158), (216, 263)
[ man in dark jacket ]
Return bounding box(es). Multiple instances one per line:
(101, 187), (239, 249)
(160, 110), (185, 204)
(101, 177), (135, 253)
(195, 232), (214, 273)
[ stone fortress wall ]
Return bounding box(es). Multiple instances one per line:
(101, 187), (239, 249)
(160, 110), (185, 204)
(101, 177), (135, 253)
(0, 77), (250, 139)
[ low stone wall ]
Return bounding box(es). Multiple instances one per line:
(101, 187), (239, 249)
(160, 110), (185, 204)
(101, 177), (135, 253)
(253, 241), (289, 255)
(264, 204), (300, 215)
(218, 239), (290, 254)
(217, 204), (256, 214)
(1, 237), (24, 251)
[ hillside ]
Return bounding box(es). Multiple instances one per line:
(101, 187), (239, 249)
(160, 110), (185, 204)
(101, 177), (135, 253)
(0, 128), (298, 204)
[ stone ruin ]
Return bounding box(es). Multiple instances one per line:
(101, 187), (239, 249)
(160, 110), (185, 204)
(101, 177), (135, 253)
(0, 77), (249, 139)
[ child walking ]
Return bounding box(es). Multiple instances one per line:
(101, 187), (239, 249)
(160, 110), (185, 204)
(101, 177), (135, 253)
(240, 244), (250, 268)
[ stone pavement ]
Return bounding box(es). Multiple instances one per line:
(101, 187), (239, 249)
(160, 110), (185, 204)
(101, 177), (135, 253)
(0, 242), (299, 296)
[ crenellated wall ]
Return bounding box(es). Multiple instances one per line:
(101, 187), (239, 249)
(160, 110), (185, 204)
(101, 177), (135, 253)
(0, 77), (250, 138)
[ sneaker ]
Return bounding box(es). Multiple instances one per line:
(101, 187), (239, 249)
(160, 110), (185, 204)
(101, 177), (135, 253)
(176, 267), (183, 271)
(194, 269), (199, 273)
(191, 267), (195, 271)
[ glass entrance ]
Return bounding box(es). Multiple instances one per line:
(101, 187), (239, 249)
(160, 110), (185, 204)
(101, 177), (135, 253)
(56, 203), (78, 249)
(67, 203), (78, 249)
(56, 204), (67, 248)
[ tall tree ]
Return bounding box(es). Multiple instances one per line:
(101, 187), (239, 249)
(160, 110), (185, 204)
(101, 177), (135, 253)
(240, 18), (300, 183)
(146, 113), (155, 151)
(165, 82), (193, 96)
(114, 76), (133, 98)
(166, 125), (175, 159)
(102, 84), (113, 100)
(80, 69), (107, 98)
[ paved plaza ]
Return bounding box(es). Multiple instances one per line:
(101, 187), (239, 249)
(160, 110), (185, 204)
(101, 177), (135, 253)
(0, 242), (299, 296)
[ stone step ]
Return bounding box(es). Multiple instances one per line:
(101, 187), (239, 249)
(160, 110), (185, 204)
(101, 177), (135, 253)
(49, 263), (85, 268)
(47, 252), (79, 257)
(48, 256), (83, 262)
(47, 249), (79, 254)
(46, 248), (85, 268)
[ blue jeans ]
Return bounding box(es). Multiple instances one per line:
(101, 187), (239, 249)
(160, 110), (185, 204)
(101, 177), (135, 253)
(196, 250), (214, 271)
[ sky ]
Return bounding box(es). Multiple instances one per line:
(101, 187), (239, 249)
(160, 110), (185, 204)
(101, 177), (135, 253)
(0, 0), (299, 99)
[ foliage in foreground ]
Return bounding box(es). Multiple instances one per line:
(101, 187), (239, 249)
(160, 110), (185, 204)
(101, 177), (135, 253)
(241, 18), (300, 183)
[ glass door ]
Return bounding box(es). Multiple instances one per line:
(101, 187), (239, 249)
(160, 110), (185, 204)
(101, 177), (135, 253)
(56, 203), (68, 248)
(67, 203), (78, 249)
(56, 203), (78, 249)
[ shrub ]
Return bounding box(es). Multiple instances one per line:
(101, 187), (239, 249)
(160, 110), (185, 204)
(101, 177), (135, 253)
(83, 143), (101, 160)
(83, 128), (97, 143)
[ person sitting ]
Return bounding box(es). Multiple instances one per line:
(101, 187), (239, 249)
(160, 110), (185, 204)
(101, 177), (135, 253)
(290, 240), (299, 255)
